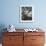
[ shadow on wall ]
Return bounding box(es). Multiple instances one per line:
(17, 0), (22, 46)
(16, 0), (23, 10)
(0, 24), (7, 43)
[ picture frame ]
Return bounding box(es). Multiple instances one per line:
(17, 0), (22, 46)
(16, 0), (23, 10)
(20, 5), (34, 22)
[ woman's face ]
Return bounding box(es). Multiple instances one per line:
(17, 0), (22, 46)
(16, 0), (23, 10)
(23, 8), (29, 15)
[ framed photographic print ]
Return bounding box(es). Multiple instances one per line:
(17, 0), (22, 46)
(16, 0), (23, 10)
(20, 5), (34, 22)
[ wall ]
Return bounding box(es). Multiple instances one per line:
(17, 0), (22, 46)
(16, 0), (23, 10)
(0, 0), (46, 43)
(0, 0), (46, 29)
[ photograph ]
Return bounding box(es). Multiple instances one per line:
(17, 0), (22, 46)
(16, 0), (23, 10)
(20, 5), (34, 22)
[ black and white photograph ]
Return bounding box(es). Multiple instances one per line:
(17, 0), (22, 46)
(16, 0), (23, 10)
(20, 5), (34, 22)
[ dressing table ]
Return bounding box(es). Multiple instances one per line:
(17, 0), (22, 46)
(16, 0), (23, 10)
(2, 29), (45, 46)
